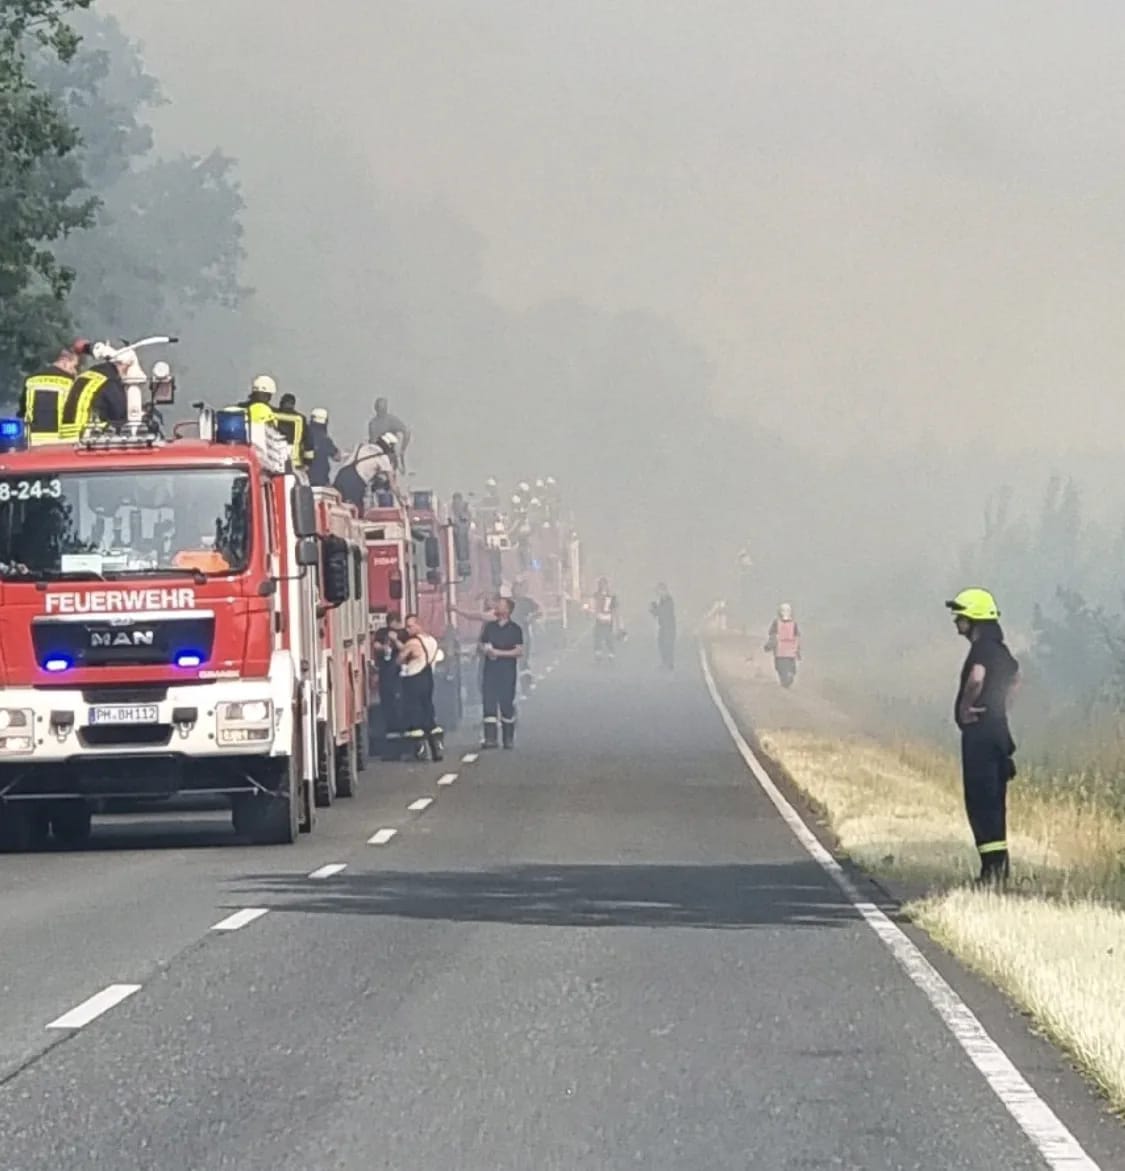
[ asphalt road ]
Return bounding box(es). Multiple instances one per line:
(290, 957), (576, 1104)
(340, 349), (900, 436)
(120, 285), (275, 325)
(0, 644), (1120, 1170)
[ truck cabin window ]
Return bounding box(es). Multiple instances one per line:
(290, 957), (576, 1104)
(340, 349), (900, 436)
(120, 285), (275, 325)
(0, 469), (252, 579)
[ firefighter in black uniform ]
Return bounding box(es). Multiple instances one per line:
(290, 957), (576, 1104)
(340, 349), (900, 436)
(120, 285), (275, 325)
(374, 618), (404, 761)
(479, 597), (524, 749)
(946, 588), (1020, 888)
(397, 613), (445, 762)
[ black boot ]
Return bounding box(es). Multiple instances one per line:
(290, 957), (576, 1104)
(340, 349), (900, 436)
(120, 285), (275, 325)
(974, 849), (1010, 891)
(481, 720), (499, 750)
(428, 728), (445, 762)
(501, 720), (515, 750)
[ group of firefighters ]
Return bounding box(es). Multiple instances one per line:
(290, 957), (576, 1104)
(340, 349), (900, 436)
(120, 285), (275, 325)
(15, 341), (1022, 891)
(374, 594), (527, 759)
(19, 338), (413, 504)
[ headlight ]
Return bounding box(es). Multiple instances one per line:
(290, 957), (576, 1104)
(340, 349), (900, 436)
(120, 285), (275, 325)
(218, 701), (271, 724)
(215, 700), (273, 747)
(0, 709), (33, 753)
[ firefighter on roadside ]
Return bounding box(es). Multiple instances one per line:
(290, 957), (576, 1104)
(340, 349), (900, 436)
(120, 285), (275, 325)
(764, 602), (801, 688)
(946, 588), (1020, 888)
(397, 613), (445, 762)
(20, 339), (89, 444)
(374, 616), (405, 761)
(650, 582), (677, 671)
(591, 577), (618, 662)
(479, 596), (524, 749)
(306, 407), (340, 487)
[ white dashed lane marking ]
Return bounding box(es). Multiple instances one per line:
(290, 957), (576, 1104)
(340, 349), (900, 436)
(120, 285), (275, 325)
(211, 908), (269, 932)
(308, 863), (348, 879)
(368, 828), (398, 846)
(407, 797), (434, 812)
(700, 647), (1102, 1171)
(461, 753), (479, 764)
(437, 773), (458, 786)
(47, 984), (142, 1031)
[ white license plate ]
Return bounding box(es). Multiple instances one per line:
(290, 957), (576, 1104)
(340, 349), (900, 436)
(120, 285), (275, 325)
(88, 705), (160, 726)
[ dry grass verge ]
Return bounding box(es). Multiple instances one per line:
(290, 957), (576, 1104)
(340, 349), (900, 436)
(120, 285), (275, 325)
(705, 630), (1125, 1110)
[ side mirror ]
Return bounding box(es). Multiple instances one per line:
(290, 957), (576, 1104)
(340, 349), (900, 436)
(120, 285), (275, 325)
(295, 536), (319, 567)
(322, 535), (351, 606)
(424, 534), (441, 571)
(291, 484), (317, 537)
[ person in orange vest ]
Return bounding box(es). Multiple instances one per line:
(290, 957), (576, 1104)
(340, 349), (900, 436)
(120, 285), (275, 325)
(764, 602), (801, 688)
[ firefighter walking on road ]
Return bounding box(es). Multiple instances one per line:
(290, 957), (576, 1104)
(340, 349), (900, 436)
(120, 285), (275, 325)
(765, 602), (801, 688)
(592, 577), (618, 662)
(946, 588), (1020, 888)
(479, 597), (524, 750)
(650, 583), (676, 671)
(397, 614), (445, 762)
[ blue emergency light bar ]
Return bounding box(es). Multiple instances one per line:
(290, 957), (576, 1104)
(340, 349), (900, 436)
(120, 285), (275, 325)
(0, 418), (28, 454)
(214, 409), (249, 446)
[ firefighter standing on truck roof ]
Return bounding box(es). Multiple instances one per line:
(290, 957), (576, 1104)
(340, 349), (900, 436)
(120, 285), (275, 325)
(479, 597), (523, 749)
(306, 407), (339, 487)
(273, 392), (315, 468)
(946, 588), (1021, 889)
(19, 339), (89, 444)
(239, 375), (278, 425)
(58, 344), (135, 439)
(397, 614), (445, 762)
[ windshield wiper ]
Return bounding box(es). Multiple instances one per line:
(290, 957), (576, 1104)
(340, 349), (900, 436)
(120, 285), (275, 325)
(104, 567), (209, 586)
(2, 568), (107, 583)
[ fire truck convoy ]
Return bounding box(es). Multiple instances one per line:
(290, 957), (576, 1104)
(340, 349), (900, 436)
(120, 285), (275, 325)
(0, 385), (584, 851)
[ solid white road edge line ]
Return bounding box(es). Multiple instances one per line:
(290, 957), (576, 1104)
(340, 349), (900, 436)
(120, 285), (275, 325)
(698, 646), (1101, 1171)
(408, 797), (434, 812)
(47, 984), (142, 1031)
(211, 907), (270, 932)
(437, 773), (458, 786)
(368, 828), (398, 845)
(461, 753), (479, 764)
(308, 863), (348, 879)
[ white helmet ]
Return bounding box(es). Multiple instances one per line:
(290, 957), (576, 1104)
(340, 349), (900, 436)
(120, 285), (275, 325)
(778, 602), (793, 621)
(251, 374), (276, 397)
(310, 407), (328, 424)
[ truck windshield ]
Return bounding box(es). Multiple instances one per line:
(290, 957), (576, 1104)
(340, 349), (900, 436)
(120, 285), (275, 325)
(0, 468), (252, 580)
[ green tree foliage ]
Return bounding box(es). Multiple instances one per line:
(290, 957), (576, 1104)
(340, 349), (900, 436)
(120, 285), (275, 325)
(40, 11), (247, 339)
(0, 0), (96, 391)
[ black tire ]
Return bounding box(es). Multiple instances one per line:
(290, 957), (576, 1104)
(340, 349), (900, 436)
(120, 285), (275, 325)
(0, 805), (34, 853)
(244, 760), (300, 845)
(314, 717), (336, 808)
(336, 734), (359, 798)
(51, 803), (93, 849)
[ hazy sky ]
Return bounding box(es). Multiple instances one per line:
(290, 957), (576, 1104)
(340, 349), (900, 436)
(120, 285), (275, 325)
(103, 0), (1125, 455)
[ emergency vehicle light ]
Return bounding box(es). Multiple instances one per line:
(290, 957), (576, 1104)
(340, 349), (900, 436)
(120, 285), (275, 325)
(44, 655), (72, 673)
(0, 418), (28, 453)
(214, 409), (249, 446)
(175, 652), (203, 668)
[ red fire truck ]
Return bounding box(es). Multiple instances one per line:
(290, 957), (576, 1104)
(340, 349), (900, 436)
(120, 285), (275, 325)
(312, 487), (371, 806)
(0, 408), (352, 850)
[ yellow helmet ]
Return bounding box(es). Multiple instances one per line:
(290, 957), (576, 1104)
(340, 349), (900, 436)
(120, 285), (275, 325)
(945, 587), (999, 622)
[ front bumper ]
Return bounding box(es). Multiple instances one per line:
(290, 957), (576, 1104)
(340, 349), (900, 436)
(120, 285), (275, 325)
(0, 679), (294, 800)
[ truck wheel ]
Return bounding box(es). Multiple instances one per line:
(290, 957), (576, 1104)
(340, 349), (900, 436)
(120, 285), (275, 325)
(51, 804), (93, 849)
(336, 734), (359, 798)
(244, 761), (300, 845)
(0, 805), (34, 853)
(314, 717), (336, 808)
